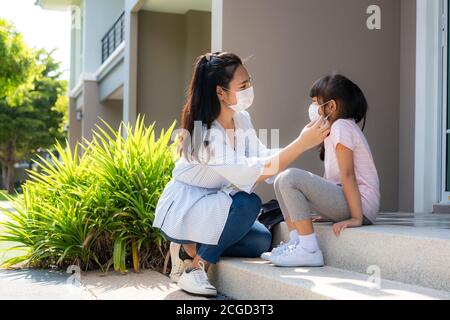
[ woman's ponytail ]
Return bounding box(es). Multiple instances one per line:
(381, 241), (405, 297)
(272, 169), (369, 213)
(180, 52), (243, 160)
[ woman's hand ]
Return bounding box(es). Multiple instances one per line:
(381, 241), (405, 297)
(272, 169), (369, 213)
(256, 117), (330, 184)
(297, 116), (331, 151)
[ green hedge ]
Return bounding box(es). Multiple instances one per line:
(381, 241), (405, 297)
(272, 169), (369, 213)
(0, 115), (177, 273)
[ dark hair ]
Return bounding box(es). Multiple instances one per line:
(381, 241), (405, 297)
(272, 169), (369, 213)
(180, 52), (243, 159)
(309, 74), (368, 161)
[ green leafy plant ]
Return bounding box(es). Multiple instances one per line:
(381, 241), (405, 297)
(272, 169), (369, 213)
(0, 115), (177, 273)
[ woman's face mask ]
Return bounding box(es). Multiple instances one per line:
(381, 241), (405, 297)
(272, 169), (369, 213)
(224, 86), (254, 112)
(308, 100), (331, 122)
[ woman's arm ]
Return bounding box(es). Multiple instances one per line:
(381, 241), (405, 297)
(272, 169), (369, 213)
(332, 143), (364, 236)
(256, 117), (330, 184)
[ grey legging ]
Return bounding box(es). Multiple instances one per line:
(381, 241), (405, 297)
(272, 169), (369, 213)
(274, 168), (372, 225)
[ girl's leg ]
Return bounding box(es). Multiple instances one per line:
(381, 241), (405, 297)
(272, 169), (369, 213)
(274, 168), (351, 252)
(193, 192), (263, 269)
(274, 181), (302, 244)
(222, 221), (272, 258)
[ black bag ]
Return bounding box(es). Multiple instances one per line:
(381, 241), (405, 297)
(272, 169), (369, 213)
(257, 199), (285, 232)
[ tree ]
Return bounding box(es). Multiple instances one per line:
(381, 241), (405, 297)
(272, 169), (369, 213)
(0, 19), (67, 194)
(0, 19), (35, 101)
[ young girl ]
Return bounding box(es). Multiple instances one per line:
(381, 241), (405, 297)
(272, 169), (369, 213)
(262, 74), (380, 267)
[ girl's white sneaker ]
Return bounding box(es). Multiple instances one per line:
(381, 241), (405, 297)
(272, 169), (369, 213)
(260, 240), (298, 261)
(271, 245), (324, 267)
(177, 261), (217, 297)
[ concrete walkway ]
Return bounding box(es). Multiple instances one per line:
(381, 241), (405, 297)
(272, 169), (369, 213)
(0, 200), (206, 300)
(0, 268), (206, 300)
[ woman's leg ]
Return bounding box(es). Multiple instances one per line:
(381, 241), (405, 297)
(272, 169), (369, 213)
(181, 244), (197, 259)
(222, 221), (272, 258)
(193, 192), (262, 268)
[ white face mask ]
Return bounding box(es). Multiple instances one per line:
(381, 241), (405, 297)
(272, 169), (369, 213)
(308, 101), (330, 122)
(226, 86), (254, 112)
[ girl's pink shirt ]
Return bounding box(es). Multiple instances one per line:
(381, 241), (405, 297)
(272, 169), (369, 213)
(324, 119), (380, 223)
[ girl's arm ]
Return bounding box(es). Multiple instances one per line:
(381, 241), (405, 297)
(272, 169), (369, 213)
(332, 143), (364, 236)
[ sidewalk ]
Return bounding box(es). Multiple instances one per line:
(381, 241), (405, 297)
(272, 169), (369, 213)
(0, 200), (206, 300)
(0, 268), (206, 300)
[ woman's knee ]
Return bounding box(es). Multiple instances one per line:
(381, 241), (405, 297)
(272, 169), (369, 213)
(242, 224), (272, 256)
(232, 192), (262, 216)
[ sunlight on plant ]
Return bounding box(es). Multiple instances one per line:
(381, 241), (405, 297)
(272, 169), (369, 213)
(0, 115), (177, 273)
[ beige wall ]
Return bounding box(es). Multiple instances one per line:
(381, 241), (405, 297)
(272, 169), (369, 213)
(80, 81), (123, 143)
(69, 97), (82, 154)
(184, 10), (213, 87)
(137, 10), (211, 133)
(398, 0), (416, 212)
(222, 0), (409, 212)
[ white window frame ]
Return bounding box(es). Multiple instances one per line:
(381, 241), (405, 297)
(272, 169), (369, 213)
(415, 0), (446, 213)
(441, 0), (450, 203)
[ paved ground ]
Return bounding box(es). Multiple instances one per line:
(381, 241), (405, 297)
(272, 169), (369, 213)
(0, 268), (208, 300)
(0, 201), (207, 300)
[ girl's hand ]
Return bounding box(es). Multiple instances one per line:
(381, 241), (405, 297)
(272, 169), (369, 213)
(298, 116), (330, 151)
(332, 218), (363, 237)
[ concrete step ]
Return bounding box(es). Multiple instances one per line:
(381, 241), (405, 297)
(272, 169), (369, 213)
(272, 221), (450, 292)
(433, 203), (450, 214)
(209, 258), (450, 300)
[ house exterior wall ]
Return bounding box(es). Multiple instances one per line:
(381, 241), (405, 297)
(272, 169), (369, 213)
(184, 10), (212, 87)
(399, 0), (417, 212)
(66, 0), (126, 151)
(98, 58), (125, 101)
(68, 97), (82, 153)
(220, 0), (405, 212)
(137, 10), (211, 133)
(82, 0), (125, 73)
(80, 81), (123, 142)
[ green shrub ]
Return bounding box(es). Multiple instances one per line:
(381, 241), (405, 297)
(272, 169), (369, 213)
(0, 115), (177, 273)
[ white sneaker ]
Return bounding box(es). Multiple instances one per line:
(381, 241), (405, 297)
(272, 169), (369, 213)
(271, 245), (324, 267)
(169, 243), (192, 282)
(260, 240), (298, 261)
(177, 261), (217, 297)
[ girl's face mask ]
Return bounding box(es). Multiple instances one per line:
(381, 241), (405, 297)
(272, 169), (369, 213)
(223, 86), (254, 112)
(308, 100), (331, 122)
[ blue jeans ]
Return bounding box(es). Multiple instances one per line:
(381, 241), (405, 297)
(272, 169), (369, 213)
(198, 192), (272, 264)
(164, 192), (272, 264)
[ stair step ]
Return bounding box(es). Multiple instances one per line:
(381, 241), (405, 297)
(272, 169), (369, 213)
(433, 203), (450, 214)
(273, 221), (450, 292)
(209, 258), (450, 300)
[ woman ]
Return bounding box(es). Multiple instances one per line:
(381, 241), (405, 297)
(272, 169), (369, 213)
(153, 52), (330, 296)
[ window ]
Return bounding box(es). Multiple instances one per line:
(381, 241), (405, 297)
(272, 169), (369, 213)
(443, 0), (450, 199)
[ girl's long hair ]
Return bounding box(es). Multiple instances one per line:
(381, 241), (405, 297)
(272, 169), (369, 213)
(180, 52), (242, 160)
(309, 74), (368, 161)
